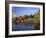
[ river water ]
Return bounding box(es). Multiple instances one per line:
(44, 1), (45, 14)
(12, 23), (35, 31)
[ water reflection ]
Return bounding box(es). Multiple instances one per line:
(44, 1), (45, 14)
(12, 23), (36, 31)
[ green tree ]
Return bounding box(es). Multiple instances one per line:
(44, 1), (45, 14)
(30, 15), (34, 18)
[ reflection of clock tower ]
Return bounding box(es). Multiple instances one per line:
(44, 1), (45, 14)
(12, 12), (16, 18)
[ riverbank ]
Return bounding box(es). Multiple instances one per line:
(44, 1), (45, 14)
(12, 12), (40, 30)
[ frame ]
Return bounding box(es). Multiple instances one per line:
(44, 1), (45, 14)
(5, 1), (45, 37)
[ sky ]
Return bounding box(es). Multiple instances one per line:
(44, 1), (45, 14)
(12, 7), (40, 17)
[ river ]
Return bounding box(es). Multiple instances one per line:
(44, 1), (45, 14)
(12, 23), (35, 31)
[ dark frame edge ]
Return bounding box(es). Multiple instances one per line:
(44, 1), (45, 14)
(43, 3), (45, 35)
(5, 1), (9, 38)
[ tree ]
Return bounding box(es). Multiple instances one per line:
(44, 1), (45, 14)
(12, 12), (16, 24)
(30, 15), (34, 18)
(24, 15), (30, 19)
(34, 12), (40, 30)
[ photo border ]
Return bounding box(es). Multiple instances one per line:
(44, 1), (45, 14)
(9, 4), (43, 35)
(5, 1), (45, 37)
